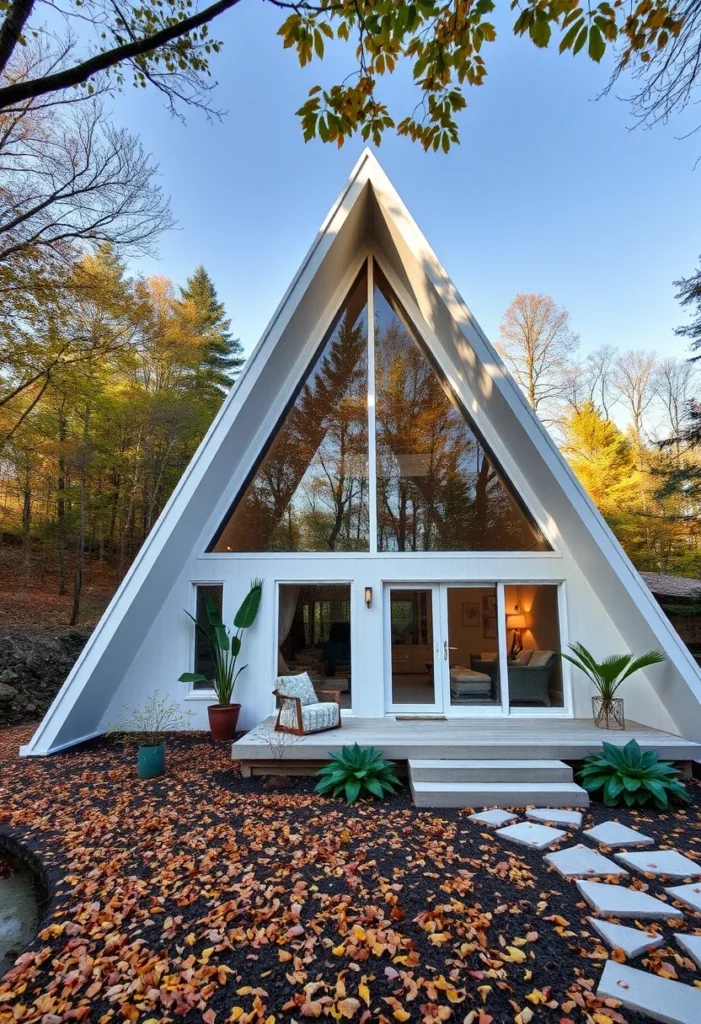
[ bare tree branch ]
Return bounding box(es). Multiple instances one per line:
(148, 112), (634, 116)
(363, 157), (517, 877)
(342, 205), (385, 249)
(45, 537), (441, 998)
(0, 0), (243, 111)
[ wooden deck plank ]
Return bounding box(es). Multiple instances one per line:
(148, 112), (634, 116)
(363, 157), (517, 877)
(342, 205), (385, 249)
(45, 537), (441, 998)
(232, 716), (701, 763)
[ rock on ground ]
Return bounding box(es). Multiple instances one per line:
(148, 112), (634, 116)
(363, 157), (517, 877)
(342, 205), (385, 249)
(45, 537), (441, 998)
(0, 627), (92, 728)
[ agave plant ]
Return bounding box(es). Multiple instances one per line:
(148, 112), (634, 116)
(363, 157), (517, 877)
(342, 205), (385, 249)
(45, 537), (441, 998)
(580, 739), (691, 809)
(179, 579), (263, 707)
(560, 642), (665, 701)
(315, 744), (400, 804)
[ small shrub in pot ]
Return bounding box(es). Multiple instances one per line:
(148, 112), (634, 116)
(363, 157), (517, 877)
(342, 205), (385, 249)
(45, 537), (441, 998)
(108, 691), (195, 779)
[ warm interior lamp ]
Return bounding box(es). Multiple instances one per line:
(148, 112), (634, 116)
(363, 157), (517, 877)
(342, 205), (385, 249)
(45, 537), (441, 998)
(507, 613), (529, 656)
(364, 586), (372, 608)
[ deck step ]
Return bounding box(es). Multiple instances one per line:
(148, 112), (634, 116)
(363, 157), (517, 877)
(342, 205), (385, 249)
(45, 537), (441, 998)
(408, 758), (573, 783)
(410, 780), (590, 809)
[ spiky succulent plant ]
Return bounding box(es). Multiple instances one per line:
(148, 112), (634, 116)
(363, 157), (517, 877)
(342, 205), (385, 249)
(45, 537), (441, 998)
(315, 744), (400, 804)
(580, 739), (691, 809)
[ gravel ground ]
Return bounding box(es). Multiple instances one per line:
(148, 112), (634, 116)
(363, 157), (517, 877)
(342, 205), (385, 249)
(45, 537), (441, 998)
(1, 726), (700, 1024)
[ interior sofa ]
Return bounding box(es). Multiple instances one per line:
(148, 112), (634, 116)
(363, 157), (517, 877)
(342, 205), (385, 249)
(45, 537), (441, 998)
(470, 650), (555, 707)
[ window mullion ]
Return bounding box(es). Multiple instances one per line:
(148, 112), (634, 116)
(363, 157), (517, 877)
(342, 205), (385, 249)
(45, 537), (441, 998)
(367, 255), (378, 553)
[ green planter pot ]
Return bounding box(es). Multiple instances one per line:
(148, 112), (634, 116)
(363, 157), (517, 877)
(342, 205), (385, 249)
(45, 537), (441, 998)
(138, 742), (165, 779)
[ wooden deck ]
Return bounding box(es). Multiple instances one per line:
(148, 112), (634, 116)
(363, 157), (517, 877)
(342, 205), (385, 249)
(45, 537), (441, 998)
(233, 716), (701, 775)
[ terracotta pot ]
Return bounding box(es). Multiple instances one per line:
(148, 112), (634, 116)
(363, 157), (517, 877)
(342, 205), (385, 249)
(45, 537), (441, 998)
(592, 695), (625, 730)
(207, 703), (241, 740)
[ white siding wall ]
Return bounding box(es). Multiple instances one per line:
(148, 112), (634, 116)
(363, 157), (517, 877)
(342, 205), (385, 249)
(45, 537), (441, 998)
(98, 544), (677, 736)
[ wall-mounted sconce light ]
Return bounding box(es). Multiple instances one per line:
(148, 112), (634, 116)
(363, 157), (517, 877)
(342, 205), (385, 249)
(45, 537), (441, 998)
(364, 586), (372, 608)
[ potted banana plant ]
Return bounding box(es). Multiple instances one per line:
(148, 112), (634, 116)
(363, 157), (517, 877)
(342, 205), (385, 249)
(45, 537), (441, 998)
(179, 579), (263, 740)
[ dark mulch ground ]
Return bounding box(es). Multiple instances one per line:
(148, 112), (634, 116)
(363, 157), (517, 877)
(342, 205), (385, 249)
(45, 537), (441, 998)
(1, 728), (700, 1024)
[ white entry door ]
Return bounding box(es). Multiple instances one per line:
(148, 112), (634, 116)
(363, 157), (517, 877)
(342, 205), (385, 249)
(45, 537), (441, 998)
(384, 583), (509, 716)
(384, 585), (442, 713)
(435, 584), (508, 715)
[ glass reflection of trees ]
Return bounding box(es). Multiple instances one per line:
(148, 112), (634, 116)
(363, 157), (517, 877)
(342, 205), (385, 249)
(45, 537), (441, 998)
(374, 269), (548, 552)
(213, 270), (369, 551)
(213, 261), (548, 553)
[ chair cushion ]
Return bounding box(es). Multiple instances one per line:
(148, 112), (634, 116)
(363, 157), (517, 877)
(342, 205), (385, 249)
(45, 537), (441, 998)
(450, 667), (490, 683)
(279, 700), (339, 732)
(275, 672), (317, 706)
(528, 650), (554, 668)
(513, 649), (533, 665)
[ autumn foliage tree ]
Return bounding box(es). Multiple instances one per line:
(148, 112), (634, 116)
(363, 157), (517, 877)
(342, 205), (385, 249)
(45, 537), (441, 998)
(0, 250), (241, 623)
(0, 0), (698, 150)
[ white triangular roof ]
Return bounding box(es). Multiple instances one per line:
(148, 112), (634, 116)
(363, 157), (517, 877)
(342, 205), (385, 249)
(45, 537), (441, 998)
(23, 149), (701, 753)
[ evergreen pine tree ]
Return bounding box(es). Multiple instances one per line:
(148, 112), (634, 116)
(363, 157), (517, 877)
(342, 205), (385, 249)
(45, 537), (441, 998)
(178, 265), (244, 400)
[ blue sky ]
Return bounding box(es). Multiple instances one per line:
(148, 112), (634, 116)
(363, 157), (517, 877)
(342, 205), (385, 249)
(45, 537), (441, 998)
(110, 4), (701, 362)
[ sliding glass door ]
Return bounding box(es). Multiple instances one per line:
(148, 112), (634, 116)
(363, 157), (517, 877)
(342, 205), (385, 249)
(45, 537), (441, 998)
(385, 582), (566, 716)
(385, 586), (442, 713)
(438, 585), (506, 712)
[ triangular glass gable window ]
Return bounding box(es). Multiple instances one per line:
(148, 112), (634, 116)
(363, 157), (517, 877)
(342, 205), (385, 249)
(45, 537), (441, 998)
(373, 266), (549, 552)
(211, 260), (549, 554)
(211, 268), (370, 552)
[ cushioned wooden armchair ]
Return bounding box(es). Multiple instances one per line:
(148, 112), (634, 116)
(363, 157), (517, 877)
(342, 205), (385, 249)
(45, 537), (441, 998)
(273, 672), (342, 736)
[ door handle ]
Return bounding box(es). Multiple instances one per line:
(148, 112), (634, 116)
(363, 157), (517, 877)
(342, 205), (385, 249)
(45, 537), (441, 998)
(444, 641), (448, 661)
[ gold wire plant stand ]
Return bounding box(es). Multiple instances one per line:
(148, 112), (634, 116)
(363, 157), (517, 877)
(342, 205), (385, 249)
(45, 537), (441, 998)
(592, 696), (625, 730)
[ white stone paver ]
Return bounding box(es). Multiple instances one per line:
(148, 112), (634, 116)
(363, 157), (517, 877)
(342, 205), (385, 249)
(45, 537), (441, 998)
(675, 933), (701, 969)
(468, 808), (518, 827)
(665, 883), (701, 914)
(615, 850), (701, 880)
(583, 821), (654, 848)
(597, 960), (701, 1024)
(588, 917), (663, 958)
(577, 880), (684, 920)
(526, 808), (582, 827)
(495, 821), (565, 850)
(545, 843), (628, 879)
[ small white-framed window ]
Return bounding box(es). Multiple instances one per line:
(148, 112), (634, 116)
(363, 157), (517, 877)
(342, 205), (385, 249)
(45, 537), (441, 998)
(191, 583), (224, 690)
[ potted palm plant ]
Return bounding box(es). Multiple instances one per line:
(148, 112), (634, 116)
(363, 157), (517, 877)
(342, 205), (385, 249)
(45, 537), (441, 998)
(560, 641), (665, 730)
(179, 579), (263, 740)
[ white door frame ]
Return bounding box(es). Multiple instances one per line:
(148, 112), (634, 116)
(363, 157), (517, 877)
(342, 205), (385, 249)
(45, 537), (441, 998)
(434, 583), (510, 717)
(384, 579), (571, 718)
(383, 583), (443, 714)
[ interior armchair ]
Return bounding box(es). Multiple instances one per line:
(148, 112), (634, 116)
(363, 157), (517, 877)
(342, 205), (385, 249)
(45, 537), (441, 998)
(273, 672), (342, 735)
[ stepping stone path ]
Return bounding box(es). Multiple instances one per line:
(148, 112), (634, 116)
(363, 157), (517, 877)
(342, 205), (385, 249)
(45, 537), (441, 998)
(495, 821), (566, 850)
(468, 808), (518, 827)
(664, 882), (701, 913)
(675, 934), (701, 970)
(588, 917), (663, 958)
(581, 823), (654, 847)
(577, 879), (684, 919)
(597, 960), (701, 1024)
(526, 808), (582, 827)
(544, 843), (628, 879)
(487, 807), (701, 1021)
(584, 821), (654, 847)
(615, 850), (701, 880)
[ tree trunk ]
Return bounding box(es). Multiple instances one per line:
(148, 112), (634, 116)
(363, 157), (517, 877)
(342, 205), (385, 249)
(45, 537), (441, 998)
(57, 401), (68, 595)
(69, 408), (91, 625)
(21, 474), (31, 580)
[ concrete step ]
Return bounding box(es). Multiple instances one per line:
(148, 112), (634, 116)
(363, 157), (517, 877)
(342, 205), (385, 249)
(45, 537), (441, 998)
(410, 779), (590, 809)
(408, 758), (573, 783)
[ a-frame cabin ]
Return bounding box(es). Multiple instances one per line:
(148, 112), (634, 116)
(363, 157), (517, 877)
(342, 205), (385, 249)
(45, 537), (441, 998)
(23, 152), (701, 788)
